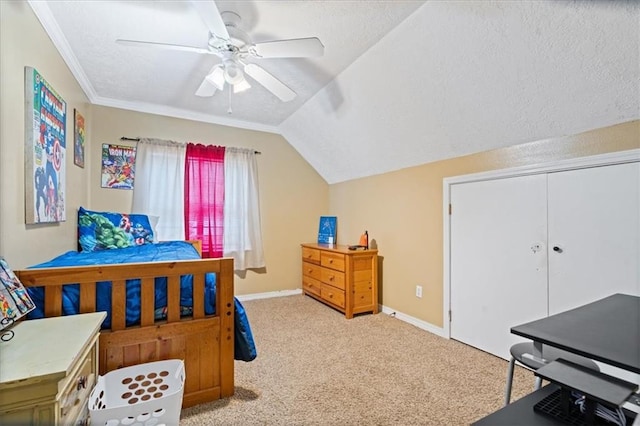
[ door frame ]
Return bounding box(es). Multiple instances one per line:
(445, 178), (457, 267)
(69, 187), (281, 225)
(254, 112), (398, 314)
(442, 149), (640, 339)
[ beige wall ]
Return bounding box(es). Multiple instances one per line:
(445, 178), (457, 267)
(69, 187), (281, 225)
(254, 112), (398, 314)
(89, 105), (328, 294)
(330, 120), (640, 328)
(0, 1), (92, 267)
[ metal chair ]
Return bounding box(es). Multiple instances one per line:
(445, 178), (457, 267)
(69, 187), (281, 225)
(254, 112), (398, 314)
(504, 341), (600, 406)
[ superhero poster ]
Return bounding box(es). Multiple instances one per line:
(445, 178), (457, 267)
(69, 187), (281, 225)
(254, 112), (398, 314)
(101, 144), (135, 189)
(24, 67), (66, 224)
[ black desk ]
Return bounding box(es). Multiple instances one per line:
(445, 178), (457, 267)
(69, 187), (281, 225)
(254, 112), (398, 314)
(511, 293), (640, 374)
(475, 294), (640, 425)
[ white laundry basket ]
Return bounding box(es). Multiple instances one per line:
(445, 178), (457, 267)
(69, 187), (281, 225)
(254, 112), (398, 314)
(88, 359), (185, 426)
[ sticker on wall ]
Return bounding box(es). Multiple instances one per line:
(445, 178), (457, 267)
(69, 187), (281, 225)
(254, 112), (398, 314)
(101, 143), (136, 189)
(24, 66), (67, 224)
(74, 109), (85, 168)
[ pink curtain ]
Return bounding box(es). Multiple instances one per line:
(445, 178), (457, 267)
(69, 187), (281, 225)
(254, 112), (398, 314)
(184, 144), (225, 258)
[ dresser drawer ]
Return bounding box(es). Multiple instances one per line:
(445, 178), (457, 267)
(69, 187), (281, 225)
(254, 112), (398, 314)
(321, 252), (345, 272)
(321, 283), (345, 309)
(302, 275), (322, 297)
(302, 262), (322, 281)
(320, 268), (345, 290)
(302, 247), (320, 264)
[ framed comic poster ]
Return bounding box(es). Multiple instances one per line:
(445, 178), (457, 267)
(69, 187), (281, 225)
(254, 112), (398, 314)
(24, 66), (66, 224)
(74, 109), (85, 168)
(101, 143), (135, 189)
(317, 216), (337, 244)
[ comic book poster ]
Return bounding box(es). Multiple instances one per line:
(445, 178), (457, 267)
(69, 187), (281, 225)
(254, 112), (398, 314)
(74, 109), (85, 168)
(24, 66), (66, 224)
(0, 258), (35, 332)
(317, 216), (337, 244)
(101, 143), (136, 189)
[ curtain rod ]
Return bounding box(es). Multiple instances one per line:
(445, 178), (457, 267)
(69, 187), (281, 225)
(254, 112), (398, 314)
(120, 136), (261, 154)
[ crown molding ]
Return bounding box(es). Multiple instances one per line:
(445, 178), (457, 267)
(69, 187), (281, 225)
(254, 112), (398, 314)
(95, 96), (280, 134)
(28, 0), (98, 100)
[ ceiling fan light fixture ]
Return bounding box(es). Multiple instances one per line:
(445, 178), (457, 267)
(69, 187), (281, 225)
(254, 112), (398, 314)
(233, 78), (251, 93)
(223, 62), (244, 85)
(205, 66), (225, 91)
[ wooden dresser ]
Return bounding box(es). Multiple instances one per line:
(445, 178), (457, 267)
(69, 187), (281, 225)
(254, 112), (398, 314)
(301, 243), (378, 318)
(0, 312), (106, 425)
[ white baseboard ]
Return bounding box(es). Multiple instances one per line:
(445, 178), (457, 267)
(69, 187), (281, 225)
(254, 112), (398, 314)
(236, 288), (302, 302)
(380, 305), (447, 338)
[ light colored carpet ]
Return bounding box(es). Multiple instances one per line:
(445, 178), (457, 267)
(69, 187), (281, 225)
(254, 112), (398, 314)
(180, 295), (532, 425)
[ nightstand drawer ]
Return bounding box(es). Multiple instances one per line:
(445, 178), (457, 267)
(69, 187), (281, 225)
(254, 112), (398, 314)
(321, 252), (345, 272)
(59, 344), (96, 425)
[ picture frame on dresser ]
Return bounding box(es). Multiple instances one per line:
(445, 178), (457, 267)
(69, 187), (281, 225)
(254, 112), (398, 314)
(0, 257), (35, 341)
(317, 216), (337, 244)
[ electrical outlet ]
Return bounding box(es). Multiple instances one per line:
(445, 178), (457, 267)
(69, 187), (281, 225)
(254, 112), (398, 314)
(416, 285), (423, 298)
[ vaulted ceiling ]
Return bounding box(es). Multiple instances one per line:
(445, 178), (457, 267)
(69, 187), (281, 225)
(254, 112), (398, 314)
(31, 1), (639, 183)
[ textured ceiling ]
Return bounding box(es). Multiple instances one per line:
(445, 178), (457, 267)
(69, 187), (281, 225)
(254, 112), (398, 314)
(29, 0), (423, 132)
(30, 1), (639, 184)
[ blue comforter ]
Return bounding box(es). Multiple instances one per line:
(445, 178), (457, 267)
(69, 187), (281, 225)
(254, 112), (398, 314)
(26, 241), (256, 361)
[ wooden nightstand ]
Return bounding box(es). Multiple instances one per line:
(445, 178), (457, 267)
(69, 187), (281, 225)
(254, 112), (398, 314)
(0, 312), (106, 425)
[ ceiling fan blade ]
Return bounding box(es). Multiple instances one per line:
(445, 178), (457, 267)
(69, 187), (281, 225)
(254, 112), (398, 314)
(251, 37), (324, 58)
(195, 65), (223, 97)
(243, 63), (296, 102)
(190, 0), (230, 41)
(117, 39), (211, 55)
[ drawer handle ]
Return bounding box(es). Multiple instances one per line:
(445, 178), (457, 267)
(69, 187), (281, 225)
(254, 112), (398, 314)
(328, 293), (333, 298)
(329, 259), (333, 264)
(77, 375), (87, 390)
(329, 276), (334, 281)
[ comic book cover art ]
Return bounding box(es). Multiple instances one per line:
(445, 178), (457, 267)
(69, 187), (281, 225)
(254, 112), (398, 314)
(25, 66), (67, 224)
(317, 216), (337, 244)
(0, 257), (35, 331)
(74, 109), (85, 168)
(101, 144), (136, 189)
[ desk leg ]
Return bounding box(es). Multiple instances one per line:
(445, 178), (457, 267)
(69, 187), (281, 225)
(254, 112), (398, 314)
(533, 340), (543, 359)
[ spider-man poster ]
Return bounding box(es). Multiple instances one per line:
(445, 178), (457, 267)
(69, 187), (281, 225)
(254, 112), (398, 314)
(24, 67), (66, 224)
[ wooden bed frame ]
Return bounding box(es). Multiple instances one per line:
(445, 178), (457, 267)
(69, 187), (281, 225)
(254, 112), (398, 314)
(15, 241), (235, 408)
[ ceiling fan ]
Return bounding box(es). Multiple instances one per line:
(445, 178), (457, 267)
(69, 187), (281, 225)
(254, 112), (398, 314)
(116, 1), (324, 104)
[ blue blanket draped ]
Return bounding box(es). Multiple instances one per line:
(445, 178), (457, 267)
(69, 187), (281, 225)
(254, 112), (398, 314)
(26, 241), (256, 362)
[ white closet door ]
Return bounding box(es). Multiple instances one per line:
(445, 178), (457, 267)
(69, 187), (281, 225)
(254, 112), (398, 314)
(548, 162), (640, 315)
(450, 174), (548, 360)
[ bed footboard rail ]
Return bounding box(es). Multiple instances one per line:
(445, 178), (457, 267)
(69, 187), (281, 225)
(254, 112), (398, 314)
(15, 258), (234, 329)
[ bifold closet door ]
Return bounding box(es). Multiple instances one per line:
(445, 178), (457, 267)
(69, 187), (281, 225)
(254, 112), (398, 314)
(450, 174), (548, 360)
(547, 162), (640, 315)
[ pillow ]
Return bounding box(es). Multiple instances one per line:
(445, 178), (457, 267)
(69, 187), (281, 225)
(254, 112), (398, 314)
(77, 207), (155, 252)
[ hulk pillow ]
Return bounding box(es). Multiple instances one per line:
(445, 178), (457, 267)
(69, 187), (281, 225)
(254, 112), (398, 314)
(78, 207), (154, 252)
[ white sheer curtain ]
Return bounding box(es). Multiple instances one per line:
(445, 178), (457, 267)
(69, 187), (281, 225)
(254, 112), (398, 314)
(132, 138), (186, 241)
(223, 147), (265, 270)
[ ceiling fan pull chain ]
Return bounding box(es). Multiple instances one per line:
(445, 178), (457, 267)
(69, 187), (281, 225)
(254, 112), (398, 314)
(227, 85), (233, 114)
